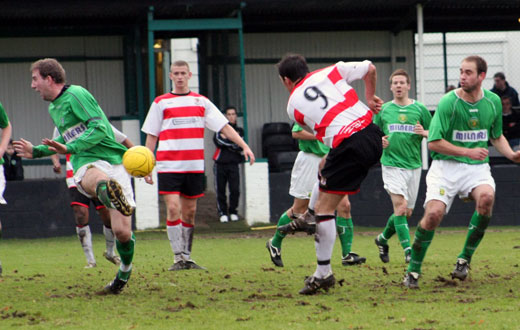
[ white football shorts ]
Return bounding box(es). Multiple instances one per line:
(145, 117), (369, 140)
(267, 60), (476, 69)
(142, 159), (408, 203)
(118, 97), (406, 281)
(289, 151), (323, 199)
(74, 160), (136, 208)
(424, 159), (495, 213)
(0, 167), (6, 204)
(382, 165), (421, 209)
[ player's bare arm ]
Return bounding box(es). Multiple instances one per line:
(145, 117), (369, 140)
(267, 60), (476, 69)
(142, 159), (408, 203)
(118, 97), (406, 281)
(143, 134), (159, 185)
(220, 124), (255, 165)
(382, 135), (389, 149)
(428, 139), (488, 161)
(490, 135), (520, 162)
(13, 138), (34, 159)
(414, 121), (428, 138)
(363, 63), (382, 114)
(0, 123), (12, 158)
(292, 129), (316, 141)
(50, 153), (62, 173)
(42, 138), (68, 154)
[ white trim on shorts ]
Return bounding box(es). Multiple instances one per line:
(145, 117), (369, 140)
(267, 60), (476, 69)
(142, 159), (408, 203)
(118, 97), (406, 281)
(74, 160), (136, 207)
(0, 167), (6, 204)
(382, 165), (421, 209)
(424, 159), (495, 213)
(289, 151), (323, 199)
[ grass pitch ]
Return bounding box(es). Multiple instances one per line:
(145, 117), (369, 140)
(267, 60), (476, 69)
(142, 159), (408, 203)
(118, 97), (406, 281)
(1, 227), (520, 329)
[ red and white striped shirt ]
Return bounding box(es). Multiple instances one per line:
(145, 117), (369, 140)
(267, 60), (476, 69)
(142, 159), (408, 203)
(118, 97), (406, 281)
(141, 92), (228, 173)
(287, 60), (373, 148)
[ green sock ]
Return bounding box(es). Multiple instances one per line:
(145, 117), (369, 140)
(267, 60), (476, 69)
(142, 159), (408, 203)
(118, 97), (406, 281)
(458, 211), (491, 263)
(336, 217), (353, 257)
(116, 232), (135, 281)
(407, 226), (435, 274)
(95, 180), (113, 209)
(271, 212), (292, 249)
(378, 214), (396, 245)
(394, 215), (411, 253)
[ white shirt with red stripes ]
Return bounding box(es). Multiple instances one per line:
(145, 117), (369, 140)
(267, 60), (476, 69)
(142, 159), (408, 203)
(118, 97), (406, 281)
(141, 91), (228, 173)
(287, 60), (373, 148)
(53, 125), (128, 188)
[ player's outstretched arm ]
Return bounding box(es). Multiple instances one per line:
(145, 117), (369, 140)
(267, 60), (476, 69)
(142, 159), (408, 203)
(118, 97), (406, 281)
(13, 138), (34, 159)
(143, 134), (158, 185)
(363, 64), (382, 114)
(42, 138), (68, 154)
(220, 124), (255, 165)
(490, 135), (520, 162)
(429, 139), (488, 161)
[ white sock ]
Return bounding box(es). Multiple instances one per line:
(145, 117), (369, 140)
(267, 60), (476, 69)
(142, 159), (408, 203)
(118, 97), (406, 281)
(309, 181), (320, 211)
(181, 222), (194, 261)
(76, 225), (95, 264)
(103, 225), (116, 256)
(313, 218), (336, 278)
(167, 219), (183, 262)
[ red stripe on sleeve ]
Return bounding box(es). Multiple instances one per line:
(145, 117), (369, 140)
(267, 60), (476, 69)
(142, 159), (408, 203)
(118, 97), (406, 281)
(327, 66), (342, 85)
(156, 150), (204, 161)
(163, 106), (205, 119)
(294, 109), (305, 126)
(159, 128), (205, 140)
(66, 170), (74, 179)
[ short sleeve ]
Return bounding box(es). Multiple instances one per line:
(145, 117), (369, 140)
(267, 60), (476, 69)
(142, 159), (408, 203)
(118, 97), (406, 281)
(141, 101), (162, 136)
(336, 60), (371, 84)
(203, 99), (228, 132)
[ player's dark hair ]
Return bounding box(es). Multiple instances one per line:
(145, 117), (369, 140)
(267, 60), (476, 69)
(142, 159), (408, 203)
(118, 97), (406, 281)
(494, 72), (506, 80)
(225, 106), (237, 115)
(463, 55), (487, 75)
(31, 58), (66, 84)
(389, 69), (410, 84)
(277, 54), (309, 82)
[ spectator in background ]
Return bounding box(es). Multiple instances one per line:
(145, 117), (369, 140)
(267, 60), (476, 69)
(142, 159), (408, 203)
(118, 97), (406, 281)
(491, 72), (520, 107)
(3, 139), (23, 181)
(213, 106), (244, 223)
(501, 95), (520, 149)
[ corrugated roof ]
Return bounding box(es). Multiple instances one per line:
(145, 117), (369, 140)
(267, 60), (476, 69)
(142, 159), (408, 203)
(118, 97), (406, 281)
(0, 0), (518, 33)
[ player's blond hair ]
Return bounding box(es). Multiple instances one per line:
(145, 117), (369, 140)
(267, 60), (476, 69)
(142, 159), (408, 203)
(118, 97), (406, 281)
(171, 60), (190, 71)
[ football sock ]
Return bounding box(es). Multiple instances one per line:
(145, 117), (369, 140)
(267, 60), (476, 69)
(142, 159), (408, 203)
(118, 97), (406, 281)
(181, 221), (194, 261)
(336, 216), (353, 257)
(116, 232), (135, 280)
(76, 225), (95, 264)
(313, 216), (336, 278)
(458, 211), (491, 263)
(166, 219), (183, 262)
(271, 212), (292, 249)
(394, 215), (411, 252)
(95, 180), (113, 209)
(407, 226), (435, 274)
(103, 225), (116, 256)
(379, 214), (396, 244)
(309, 181), (320, 211)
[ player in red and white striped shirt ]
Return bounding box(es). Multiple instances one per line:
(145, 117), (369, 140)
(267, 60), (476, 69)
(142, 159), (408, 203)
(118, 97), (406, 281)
(142, 60), (254, 271)
(276, 54), (384, 294)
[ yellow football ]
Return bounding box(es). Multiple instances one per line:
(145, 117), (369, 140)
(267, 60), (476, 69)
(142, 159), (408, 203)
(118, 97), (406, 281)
(122, 146), (155, 177)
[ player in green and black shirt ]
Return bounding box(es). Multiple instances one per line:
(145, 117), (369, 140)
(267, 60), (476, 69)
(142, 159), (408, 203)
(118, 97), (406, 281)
(403, 56), (520, 288)
(0, 102), (12, 276)
(373, 69), (431, 264)
(266, 123), (366, 267)
(14, 58), (135, 294)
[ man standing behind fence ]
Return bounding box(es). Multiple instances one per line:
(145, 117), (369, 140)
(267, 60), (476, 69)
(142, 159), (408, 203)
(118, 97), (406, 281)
(213, 106), (244, 223)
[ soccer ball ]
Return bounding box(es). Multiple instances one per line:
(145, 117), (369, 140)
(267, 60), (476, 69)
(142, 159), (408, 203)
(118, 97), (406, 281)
(122, 146), (155, 177)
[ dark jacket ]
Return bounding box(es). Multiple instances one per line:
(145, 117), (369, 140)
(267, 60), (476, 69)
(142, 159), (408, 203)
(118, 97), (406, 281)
(3, 153), (24, 181)
(502, 112), (520, 141)
(491, 82), (520, 107)
(213, 123), (244, 164)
